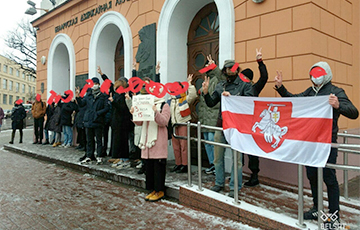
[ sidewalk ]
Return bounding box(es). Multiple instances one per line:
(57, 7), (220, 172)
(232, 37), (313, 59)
(3, 129), (360, 229)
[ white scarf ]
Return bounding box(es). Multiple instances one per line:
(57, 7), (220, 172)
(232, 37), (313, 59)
(138, 97), (165, 149)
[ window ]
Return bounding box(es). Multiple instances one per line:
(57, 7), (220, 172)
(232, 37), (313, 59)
(3, 94), (7, 104)
(22, 73), (25, 79)
(9, 95), (13, 105)
(16, 96), (19, 101)
(16, 70), (19, 77)
(9, 81), (13, 91)
(22, 97), (25, 102)
(9, 67), (13, 75)
(3, 79), (7, 89)
(33, 87), (35, 93)
(28, 86), (31, 93)
(22, 84), (25, 93)
(3, 65), (7, 73)
(16, 82), (19, 92)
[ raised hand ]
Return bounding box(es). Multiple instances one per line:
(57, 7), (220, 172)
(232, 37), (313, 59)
(202, 76), (210, 95)
(156, 61), (161, 74)
(256, 48), (262, 60)
(187, 74), (193, 84)
(97, 66), (103, 75)
(75, 86), (80, 97)
(132, 60), (136, 70)
(274, 70), (283, 88)
(125, 92), (130, 100)
(206, 54), (215, 66)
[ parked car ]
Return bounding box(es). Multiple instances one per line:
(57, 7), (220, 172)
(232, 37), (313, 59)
(23, 104), (32, 113)
(4, 109), (11, 119)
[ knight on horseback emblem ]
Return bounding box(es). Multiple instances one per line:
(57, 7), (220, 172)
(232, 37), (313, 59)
(252, 104), (288, 148)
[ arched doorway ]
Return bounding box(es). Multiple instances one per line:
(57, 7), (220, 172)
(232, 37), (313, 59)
(47, 33), (76, 99)
(114, 37), (124, 81)
(187, 3), (219, 166)
(188, 2), (219, 121)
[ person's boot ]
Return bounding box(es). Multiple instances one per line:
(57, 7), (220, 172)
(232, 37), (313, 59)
(9, 131), (15, 144)
(19, 132), (23, 144)
(244, 173), (260, 187)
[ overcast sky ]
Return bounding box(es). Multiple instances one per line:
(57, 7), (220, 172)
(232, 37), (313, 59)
(0, 0), (42, 55)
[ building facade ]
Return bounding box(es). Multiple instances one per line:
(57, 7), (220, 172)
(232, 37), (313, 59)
(32, 0), (360, 185)
(0, 55), (37, 110)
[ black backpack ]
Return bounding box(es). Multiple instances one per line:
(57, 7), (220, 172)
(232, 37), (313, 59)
(161, 102), (173, 140)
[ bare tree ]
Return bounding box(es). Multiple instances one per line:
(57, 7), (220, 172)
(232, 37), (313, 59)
(4, 20), (37, 78)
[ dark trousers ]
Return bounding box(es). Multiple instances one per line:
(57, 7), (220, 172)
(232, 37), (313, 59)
(102, 123), (110, 156)
(85, 127), (103, 159)
(248, 155), (260, 174)
(11, 129), (23, 142)
(145, 159), (167, 192)
(128, 129), (140, 160)
(306, 148), (339, 214)
(110, 128), (129, 159)
(77, 127), (86, 148)
(34, 117), (44, 142)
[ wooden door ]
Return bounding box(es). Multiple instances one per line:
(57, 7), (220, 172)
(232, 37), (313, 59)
(114, 37), (124, 81)
(187, 3), (219, 166)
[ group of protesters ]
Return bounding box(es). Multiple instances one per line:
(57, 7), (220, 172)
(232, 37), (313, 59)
(5, 48), (359, 227)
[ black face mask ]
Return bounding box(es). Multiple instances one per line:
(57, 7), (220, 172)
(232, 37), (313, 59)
(227, 75), (237, 83)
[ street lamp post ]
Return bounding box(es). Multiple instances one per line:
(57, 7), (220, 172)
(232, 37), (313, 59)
(25, 0), (49, 15)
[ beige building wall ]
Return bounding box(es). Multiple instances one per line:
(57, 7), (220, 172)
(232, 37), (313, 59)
(0, 55), (37, 110)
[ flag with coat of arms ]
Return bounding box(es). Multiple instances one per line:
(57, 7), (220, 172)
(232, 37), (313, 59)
(221, 96), (333, 167)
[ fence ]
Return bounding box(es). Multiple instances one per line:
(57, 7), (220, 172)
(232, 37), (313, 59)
(173, 121), (360, 229)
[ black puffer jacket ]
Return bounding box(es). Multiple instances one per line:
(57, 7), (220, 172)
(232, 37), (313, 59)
(76, 89), (109, 128)
(48, 103), (62, 133)
(111, 93), (133, 131)
(44, 104), (55, 129)
(11, 104), (26, 130)
(276, 62), (358, 142)
(74, 105), (86, 129)
(60, 101), (78, 127)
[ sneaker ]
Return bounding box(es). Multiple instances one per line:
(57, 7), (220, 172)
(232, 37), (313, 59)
(80, 157), (92, 164)
(131, 159), (142, 168)
(111, 160), (123, 168)
(79, 155), (87, 162)
(64, 143), (71, 148)
(137, 167), (145, 174)
(148, 191), (164, 202)
(136, 162), (143, 169)
(42, 140), (50, 145)
(210, 185), (224, 192)
(61, 143), (66, 147)
(9, 141), (13, 144)
(53, 142), (61, 147)
(205, 164), (215, 175)
(145, 191), (156, 201)
(96, 157), (103, 164)
(175, 165), (187, 173)
(50, 139), (55, 145)
(170, 165), (181, 172)
(33, 141), (38, 144)
(116, 161), (131, 169)
(303, 206), (318, 220)
(108, 158), (120, 163)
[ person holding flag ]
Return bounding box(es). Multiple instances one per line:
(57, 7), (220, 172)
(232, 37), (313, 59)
(202, 59), (254, 198)
(274, 61), (358, 226)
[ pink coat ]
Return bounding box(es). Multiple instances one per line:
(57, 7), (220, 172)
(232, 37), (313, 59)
(134, 103), (170, 159)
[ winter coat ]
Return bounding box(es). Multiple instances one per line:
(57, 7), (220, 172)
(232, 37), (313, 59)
(276, 61), (359, 143)
(31, 100), (46, 119)
(134, 103), (170, 159)
(60, 101), (78, 127)
(111, 93), (133, 131)
(44, 104), (55, 129)
(198, 68), (222, 132)
(204, 73), (254, 127)
(253, 60), (268, 96)
(76, 89), (109, 129)
(48, 103), (62, 133)
(0, 107), (4, 125)
(74, 105), (86, 129)
(11, 105), (26, 130)
(169, 85), (197, 125)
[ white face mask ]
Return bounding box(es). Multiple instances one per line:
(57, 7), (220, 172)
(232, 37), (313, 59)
(92, 84), (100, 90)
(311, 76), (324, 86)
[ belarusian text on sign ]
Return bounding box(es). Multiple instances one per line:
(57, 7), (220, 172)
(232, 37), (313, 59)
(132, 95), (155, 121)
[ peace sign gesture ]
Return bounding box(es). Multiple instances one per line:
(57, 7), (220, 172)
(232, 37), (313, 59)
(256, 48), (262, 60)
(75, 86), (80, 97)
(187, 74), (193, 84)
(202, 76), (210, 95)
(274, 70), (283, 88)
(206, 54), (215, 66)
(155, 61), (161, 74)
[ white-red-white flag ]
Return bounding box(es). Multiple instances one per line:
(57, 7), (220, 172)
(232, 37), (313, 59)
(221, 96), (333, 167)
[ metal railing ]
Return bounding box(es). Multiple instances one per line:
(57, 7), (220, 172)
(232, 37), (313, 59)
(173, 121), (360, 229)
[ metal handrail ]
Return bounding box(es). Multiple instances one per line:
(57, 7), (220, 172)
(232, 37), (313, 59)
(172, 122), (360, 228)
